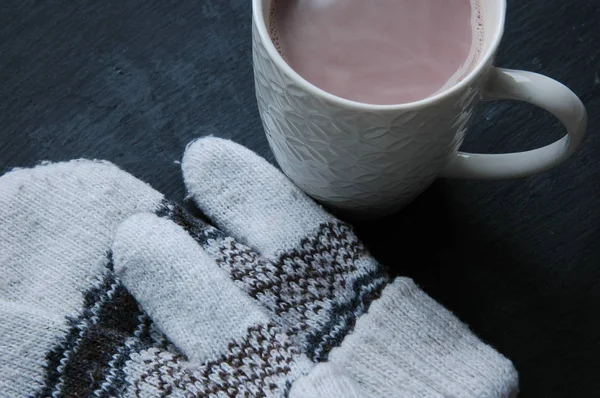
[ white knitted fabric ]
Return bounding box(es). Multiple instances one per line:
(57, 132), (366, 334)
(0, 303), (69, 396)
(328, 278), (519, 397)
(181, 137), (520, 398)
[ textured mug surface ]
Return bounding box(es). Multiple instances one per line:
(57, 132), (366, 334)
(252, 0), (586, 217)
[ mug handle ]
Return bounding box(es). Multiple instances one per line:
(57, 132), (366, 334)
(440, 67), (587, 179)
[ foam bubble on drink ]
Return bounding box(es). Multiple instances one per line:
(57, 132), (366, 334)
(268, 1), (284, 58)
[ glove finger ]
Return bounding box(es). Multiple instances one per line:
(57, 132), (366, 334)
(181, 138), (389, 362)
(113, 212), (271, 364)
(182, 136), (335, 258)
(112, 213), (313, 395)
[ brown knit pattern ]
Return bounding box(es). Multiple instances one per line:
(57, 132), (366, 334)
(206, 221), (389, 361)
(210, 222), (364, 314)
(127, 321), (301, 397)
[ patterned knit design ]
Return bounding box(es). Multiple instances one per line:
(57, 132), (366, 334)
(28, 244), (312, 398)
(124, 322), (304, 398)
(158, 200), (389, 362)
(32, 251), (308, 398)
(36, 255), (164, 398)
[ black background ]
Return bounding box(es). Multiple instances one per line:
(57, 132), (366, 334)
(1, 1), (599, 396)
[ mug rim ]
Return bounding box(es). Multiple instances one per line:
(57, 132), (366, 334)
(253, 0), (506, 111)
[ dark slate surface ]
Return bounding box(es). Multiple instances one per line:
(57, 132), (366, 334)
(1, 1), (598, 396)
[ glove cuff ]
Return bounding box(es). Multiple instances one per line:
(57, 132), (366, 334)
(329, 277), (519, 398)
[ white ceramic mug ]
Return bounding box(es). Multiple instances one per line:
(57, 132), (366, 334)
(252, 0), (587, 217)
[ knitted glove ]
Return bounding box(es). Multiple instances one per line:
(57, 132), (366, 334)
(178, 137), (520, 398)
(0, 160), (363, 397)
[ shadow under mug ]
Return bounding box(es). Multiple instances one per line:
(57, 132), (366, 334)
(252, 0), (587, 218)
